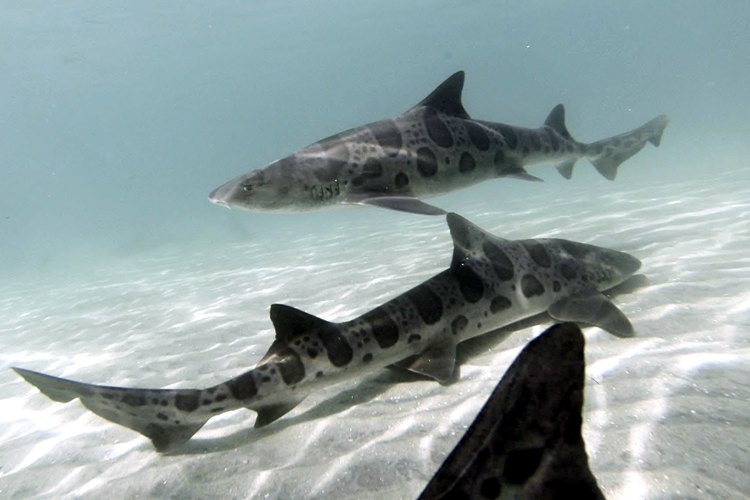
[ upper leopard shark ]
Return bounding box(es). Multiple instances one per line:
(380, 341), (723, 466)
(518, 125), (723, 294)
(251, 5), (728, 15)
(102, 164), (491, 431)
(209, 71), (668, 215)
(13, 213), (640, 451)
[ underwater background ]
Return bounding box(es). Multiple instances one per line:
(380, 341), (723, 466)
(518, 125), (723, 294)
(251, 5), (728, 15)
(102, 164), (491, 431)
(1, 1), (749, 498)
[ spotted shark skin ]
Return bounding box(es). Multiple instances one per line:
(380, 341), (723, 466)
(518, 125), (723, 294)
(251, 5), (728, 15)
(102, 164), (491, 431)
(13, 213), (640, 451)
(419, 322), (605, 500)
(209, 71), (668, 215)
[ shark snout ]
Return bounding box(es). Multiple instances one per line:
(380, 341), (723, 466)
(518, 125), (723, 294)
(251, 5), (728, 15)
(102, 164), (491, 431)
(208, 182), (235, 208)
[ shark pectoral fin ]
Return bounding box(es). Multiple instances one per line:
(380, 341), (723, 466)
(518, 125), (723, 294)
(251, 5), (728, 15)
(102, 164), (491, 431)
(500, 167), (544, 183)
(548, 292), (634, 338)
(395, 340), (458, 384)
(253, 397), (305, 428)
(351, 195), (447, 216)
(555, 159), (577, 179)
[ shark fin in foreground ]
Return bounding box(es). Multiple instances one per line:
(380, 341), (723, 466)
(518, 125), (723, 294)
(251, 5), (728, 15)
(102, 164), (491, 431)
(418, 323), (605, 500)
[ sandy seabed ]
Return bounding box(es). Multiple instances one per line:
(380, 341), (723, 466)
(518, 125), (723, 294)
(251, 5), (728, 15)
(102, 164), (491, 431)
(1, 167), (749, 499)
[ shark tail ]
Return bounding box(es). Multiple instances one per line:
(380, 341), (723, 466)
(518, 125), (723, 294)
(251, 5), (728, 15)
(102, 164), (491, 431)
(585, 114), (669, 180)
(13, 367), (210, 452)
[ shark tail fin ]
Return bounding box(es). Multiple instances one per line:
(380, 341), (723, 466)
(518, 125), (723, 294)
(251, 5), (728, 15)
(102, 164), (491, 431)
(586, 114), (669, 180)
(13, 367), (210, 452)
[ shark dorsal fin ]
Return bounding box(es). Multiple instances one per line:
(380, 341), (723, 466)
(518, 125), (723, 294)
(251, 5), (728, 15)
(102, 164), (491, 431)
(269, 304), (329, 345)
(415, 71), (470, 118)
(446, 212), (507, 262)
(544, 104), (573, 141)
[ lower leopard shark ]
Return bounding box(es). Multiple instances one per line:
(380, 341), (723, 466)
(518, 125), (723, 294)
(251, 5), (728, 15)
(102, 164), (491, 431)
(209, 71), (668, 215)
(14, 213), (641, 451)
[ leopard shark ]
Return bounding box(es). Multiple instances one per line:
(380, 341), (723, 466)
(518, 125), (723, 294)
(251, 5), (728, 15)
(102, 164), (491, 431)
(13, 213), (640, 451)
(419, 322), (605, 500)
(209, 71), (668, 215)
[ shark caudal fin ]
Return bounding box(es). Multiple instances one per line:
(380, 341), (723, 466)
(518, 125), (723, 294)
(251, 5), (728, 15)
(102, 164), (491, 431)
(586, 114), (669, 180)
(418, 323), (605, 499)
(13, 367), (209, 452)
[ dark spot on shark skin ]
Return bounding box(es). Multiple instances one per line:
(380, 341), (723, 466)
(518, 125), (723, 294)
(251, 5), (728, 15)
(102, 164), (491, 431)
(493, 149), (505, 166)
(175, 391), (200, 412)
(464, 120), (490, 150)
(560, 263), (577, 280)
(453, 263), (484, 303)
(157, 413), (169, 421)
(530, 133), (542, 149)
(522, 241), (551, 268)
(122, 393), (147, 407)
(102, 392), (116, 400)
(228, 372), (258, 400)
(553, 280), (561, 292)
(459, 152), (475, 173)
(480, 477), (502, 499)
(160, 400), (168, 406)
(423, 107), (454, 147)
(318, 327), (354, 367)
(312, 159), (347, 183)
(362, 353), (373, 363)
(503, 447), (545, 483)
(522, 146), (530, 155)
(482, 242), (515, 281)
(215, 394), (227, 402)
(367, 119), (402, 155)
(408, 334), (422, 344)
(210, 407), (225, 413)
(316, 371), (324, 379)
(405, 285), (444, 325)
(521, 274), (545, 298)
(362, 158), (383, 178)
(560, 241), (588, 260)
(361, 309), (400, 348)
(498, 124), (518, 149)
(490, 295), (512, 313)
(417, 147), (438, 177)
(307, 348), (318, 358)
(272, 347), (305, 385)
(394, 172), (409, 188)
(451, 315), (468, 335)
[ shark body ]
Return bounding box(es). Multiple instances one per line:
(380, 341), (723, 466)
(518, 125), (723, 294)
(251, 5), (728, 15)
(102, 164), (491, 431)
(419, 322), (605, 500)
(209, 71), (668, 215)
(14, 213), (640, 451)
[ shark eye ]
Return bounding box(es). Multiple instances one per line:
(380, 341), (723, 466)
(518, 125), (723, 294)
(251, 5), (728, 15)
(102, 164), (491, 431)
(242, 184), (253, 193)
